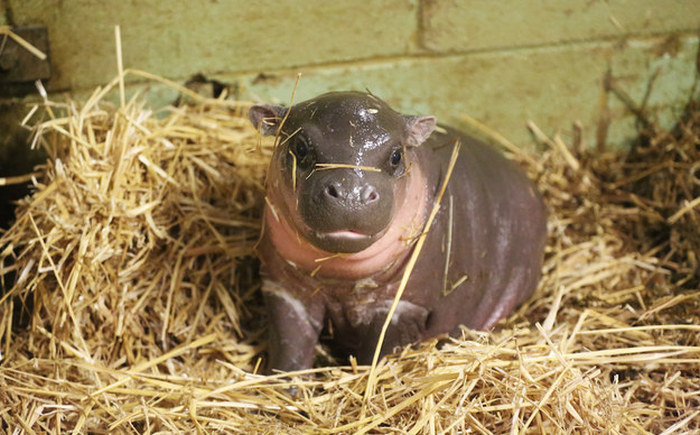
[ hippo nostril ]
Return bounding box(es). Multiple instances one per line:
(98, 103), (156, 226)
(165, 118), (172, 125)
(326, 184), (340, 199)
(362, 186), (379, 203)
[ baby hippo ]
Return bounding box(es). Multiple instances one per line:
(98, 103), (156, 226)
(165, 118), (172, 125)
(249, 92), (547, 372)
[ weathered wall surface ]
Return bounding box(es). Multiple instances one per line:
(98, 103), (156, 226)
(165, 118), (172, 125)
(4, 0), (700, 150)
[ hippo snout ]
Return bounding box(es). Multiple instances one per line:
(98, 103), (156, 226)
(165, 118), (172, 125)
(299, 170), (394, 253)
(323, 180), (380, 207)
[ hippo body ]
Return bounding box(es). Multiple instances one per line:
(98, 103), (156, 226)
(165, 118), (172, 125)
(249, 92), (547, 372)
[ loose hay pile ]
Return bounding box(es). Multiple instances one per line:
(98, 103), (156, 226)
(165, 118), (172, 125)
(0, 75), (698, 433)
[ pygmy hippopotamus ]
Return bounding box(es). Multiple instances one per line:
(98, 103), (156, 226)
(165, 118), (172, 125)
(249, 91), (547, 372)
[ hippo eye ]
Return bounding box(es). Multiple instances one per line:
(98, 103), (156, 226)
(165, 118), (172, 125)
(294, 139), (309, 159)
(390, 149), (402, 166)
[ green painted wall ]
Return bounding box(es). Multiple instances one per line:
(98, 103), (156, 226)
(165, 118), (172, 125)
(5, 0), (700, 150)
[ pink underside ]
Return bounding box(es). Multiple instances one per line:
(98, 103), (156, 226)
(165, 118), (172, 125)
(264, 167), (429, 280)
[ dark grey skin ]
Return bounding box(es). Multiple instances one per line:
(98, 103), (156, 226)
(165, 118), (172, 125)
(249, 92), (547, 372)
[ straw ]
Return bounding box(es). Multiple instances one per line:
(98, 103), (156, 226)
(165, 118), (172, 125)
(0, 75), (697, 432)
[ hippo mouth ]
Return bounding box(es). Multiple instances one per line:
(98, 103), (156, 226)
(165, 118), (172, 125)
(320, 230), (370, 239)
(311, 229), (380, 253)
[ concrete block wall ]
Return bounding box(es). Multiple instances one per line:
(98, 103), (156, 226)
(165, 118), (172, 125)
(5, 0), (700, 149)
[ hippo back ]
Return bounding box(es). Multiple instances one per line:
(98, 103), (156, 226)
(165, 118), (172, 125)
(406, 127), (547, 334)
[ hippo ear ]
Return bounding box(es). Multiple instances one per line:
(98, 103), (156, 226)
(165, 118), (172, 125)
(249, 104), (287, 136)
(405, 115), (437, 147)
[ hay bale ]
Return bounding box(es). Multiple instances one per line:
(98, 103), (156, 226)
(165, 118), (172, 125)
(0, 74), (698, 433)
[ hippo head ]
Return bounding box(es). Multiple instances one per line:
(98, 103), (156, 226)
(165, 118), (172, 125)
(249, 91), (436, 254)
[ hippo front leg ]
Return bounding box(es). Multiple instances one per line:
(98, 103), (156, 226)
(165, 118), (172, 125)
(351, 300), (430, 364)
(264, 286), (324, 372)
